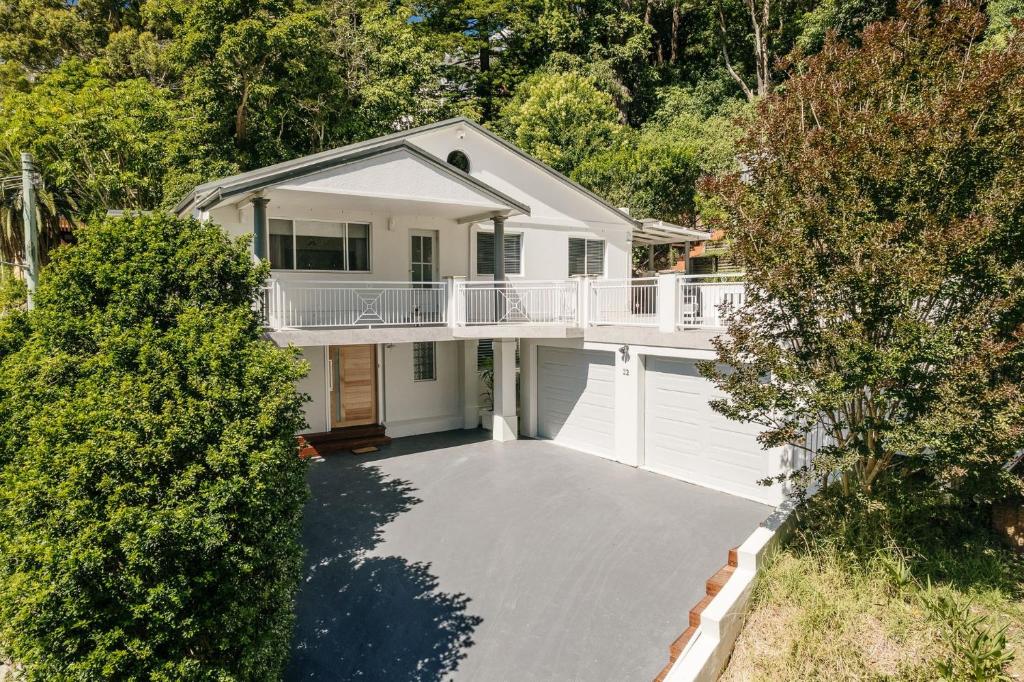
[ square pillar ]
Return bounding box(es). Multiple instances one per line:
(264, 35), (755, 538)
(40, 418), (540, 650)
(460, 339), (481, 429)
(657, 272), (678, 332)
(444, 275), (465, 326)
(492, 338), (518, 441)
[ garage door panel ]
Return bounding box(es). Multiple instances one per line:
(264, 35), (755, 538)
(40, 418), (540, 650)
(537, 347), (617, 461)
(645, 357), (773, 503)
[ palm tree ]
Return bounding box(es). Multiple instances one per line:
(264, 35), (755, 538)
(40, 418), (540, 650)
(0, 148), (76, 277)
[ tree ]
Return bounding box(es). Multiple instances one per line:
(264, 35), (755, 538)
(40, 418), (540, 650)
(573, 132), (702, 224)
(0, 213), (308, 679)
(701, 3), (1024, 510)
(493, 71), (624, 175)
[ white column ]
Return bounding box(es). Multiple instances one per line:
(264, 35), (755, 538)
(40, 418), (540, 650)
(491, 338), (518, 441)
(573, 275), (591, 327)
(657, 272), (678, 333)
(460, 339), (480, 429)
(444, 275), (465, 327)
(613, 345), (643, 467)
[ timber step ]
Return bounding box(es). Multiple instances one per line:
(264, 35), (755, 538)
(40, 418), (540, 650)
(652, 546), (740, 681)
(298, 425), (391, 458)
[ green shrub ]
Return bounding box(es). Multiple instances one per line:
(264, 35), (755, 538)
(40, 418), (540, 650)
(0, 213), (308, 680)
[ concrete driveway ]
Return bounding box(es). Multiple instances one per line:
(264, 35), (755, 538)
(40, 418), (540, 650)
(287, 430), (770, 681)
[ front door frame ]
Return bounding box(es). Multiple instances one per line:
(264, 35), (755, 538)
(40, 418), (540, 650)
(328, 344), (379, 429)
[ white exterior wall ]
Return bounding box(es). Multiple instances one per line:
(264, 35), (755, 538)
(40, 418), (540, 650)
(202, 124), (635, 287)
(382, 341), (463, 438)
(208, 197), (470, 283)
(294, 341), (465, 438)
(295, 346), (328, 435)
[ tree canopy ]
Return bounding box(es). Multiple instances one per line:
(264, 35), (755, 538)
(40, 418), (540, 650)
(0, 213), (308, 679)
(0, 0), (1017, 260)
(701, 1), (1024, 527)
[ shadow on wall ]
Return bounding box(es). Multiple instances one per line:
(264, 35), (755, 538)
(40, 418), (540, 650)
(287, 454), (482, 680)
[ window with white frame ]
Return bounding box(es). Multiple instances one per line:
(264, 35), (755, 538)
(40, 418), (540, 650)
(476, 231), (523, 276)
(267, 218), (371, 271)
(413, 342), (436, 381)
(568, 237), (605, 276)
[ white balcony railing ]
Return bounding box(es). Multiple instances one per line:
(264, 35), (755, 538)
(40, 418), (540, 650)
(259, 274), (747, 332)
(455, 280), (580, 326)
(266, 280), (447, 329)
(588, 278), (658, 326)
(676, 274), (746, 329)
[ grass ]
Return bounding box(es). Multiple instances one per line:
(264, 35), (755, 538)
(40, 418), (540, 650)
(721, 515), (1024, 681)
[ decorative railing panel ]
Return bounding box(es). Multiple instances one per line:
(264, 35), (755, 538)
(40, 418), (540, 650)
(266, 280), (447, 329)
(456, 280), (579, 326)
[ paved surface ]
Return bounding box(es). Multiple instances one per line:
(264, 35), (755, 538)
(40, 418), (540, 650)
(287, 430), (770, 681)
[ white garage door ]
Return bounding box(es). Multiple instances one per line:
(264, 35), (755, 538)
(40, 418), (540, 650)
(644, 357), (775, 503)
(537, 347), (616, 460)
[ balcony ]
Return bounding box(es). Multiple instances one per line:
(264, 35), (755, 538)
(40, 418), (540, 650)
(259, 273), (745, 334)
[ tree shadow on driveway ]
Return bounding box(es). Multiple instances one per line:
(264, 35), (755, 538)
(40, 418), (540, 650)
(286, 454), (482, 680)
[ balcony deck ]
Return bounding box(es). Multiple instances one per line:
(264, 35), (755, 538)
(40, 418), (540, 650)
(260, 274), (745, 348)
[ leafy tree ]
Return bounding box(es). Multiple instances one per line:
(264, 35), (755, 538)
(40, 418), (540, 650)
(573, 132), (702, 223)
(0, 213), (308, 679)
(701, 3), (1024, 511)
(493, 71), (623, 175)
(0, 60), (218, 218)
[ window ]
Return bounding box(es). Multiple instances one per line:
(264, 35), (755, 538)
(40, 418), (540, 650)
(568, 238), (605, 276)
(267, 219), (371, 271)
(413, 342), (436, 381)
(476, 231), (523, 276)
(446, 150), (470, 173)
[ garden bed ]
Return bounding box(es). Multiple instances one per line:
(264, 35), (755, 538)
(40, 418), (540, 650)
(720, 530), (1024, 681)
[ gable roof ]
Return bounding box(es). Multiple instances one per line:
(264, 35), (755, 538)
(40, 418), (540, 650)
(174, 117), (637, 228)
(174, 135), (530, 217)
(445, 118), (639, 228)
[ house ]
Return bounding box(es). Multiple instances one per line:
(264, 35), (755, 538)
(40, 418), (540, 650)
(175, 117), (800, 506)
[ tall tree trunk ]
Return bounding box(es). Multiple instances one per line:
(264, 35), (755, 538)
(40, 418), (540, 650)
(479, 42), (492, 121)
(671, 3), (681, 64)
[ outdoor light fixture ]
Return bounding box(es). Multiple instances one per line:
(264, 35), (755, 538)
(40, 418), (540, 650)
(619, 345), (630, 363)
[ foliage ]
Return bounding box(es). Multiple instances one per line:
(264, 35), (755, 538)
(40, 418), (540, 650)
(492, 70), (623, 175)
(701, 2), (1024, 510)
(0, 213), (308, 680)
(572, 132), (702, 224)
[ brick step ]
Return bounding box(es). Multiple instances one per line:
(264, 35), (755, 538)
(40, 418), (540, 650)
(706, 565), (736, 597)
(689, 593), (714, 627)
(669, 626), (697, 661)
(651, 546), (741, 681)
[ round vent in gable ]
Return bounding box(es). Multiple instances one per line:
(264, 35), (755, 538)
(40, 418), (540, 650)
(446, 150), (470, 173)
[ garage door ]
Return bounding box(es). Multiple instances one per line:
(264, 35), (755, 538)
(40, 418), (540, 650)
(537, 347), (616, 460)
(644, 357), (774, 503)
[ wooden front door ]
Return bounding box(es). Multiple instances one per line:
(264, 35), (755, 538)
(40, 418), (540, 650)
(329, 345), (377, 428)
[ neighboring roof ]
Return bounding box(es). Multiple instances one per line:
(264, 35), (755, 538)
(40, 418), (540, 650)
(174, 135), (529, 217)
(632, 219), (712, 245)
(173, 117), (639, 228)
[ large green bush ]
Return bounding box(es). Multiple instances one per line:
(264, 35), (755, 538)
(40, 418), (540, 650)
(0, 213), (308, 680)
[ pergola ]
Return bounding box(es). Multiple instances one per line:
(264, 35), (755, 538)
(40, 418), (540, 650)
(632, 219), (712, 274)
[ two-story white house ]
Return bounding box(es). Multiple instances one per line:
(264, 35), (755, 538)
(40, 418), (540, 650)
(175, 117), (802, 506)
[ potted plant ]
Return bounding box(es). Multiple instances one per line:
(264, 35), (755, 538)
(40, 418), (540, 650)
(479, 356), (494, 430)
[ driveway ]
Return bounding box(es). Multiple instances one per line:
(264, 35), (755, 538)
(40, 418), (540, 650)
(287, 430), (770, 681)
